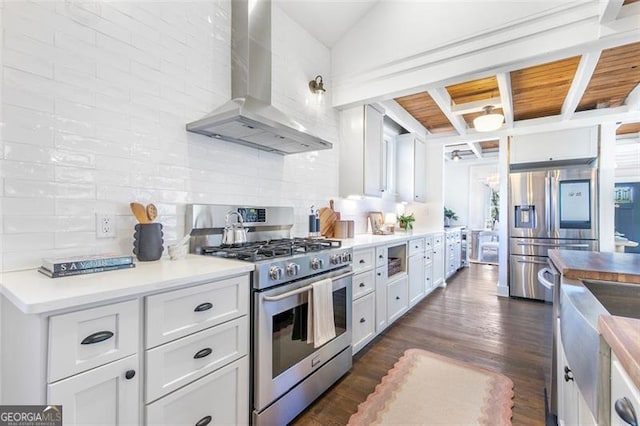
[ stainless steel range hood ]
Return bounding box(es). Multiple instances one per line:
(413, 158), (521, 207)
(186, 0), (332, 155)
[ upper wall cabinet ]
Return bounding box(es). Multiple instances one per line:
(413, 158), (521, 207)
(396, 133), (427, 203)
(510, 126), (598, 166)
(339, 105), (386, 198)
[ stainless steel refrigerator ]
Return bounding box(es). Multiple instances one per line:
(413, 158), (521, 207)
(509, 165), (598, 301)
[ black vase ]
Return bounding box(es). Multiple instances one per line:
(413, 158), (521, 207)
(133, 223), (164, 261)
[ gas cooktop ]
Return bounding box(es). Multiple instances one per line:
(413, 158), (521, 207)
(201, 238), (342, 262)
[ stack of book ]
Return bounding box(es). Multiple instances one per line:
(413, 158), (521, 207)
(38, 254), (135, 278)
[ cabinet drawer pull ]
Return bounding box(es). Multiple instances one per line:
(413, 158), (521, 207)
(194, 302), (213, 312)
(193, 348), (213, 359)
(195, 415), (212, 426)
(379, 254), (384, 259)
(395, 296), (400, 300)
(615, 397), (637, 426)
(360, 318), (366, 323)
(563, 366), (574, 382)
(81, 331), (114, 345)
(125, 369), (136, 380)
(359, 283), (365, 288)
(377, 272), (382, 276)
(359, 259), (365, 264)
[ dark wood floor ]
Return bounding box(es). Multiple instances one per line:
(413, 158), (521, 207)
(292, 263), (552, 426)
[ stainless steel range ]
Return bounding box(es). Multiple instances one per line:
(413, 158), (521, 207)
(187, 204), (353, 425)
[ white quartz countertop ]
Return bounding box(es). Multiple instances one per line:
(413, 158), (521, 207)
(338, 230), (444, 250)
(0, 255), (254, 315)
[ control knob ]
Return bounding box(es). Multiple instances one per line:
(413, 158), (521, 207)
(341, 252), (351, 262)
(330, 254), (341, 265)
(286, 263), (300, 276)
(269, 266), (283, 280)
(311, 257), (324, 270)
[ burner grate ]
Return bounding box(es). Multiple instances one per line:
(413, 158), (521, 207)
(201, 238), (341, 262)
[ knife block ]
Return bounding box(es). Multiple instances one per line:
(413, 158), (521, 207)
(133, 223), (164, 261)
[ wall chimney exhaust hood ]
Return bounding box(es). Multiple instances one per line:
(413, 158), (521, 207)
(186, 0), (332, 155)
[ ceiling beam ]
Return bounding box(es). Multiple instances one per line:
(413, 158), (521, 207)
(424, 105), (638, 145)
(496, 73), (514, 128)
(377, 99), (429, 139)
(467, 142), (483, 159)
(599, 0), (624, 23)
(561, 51), (602, 121)
(450, 97), (502, 115)
(427, 88), (468, 135)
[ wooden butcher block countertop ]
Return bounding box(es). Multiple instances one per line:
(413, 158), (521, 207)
(548, 249), (640, 284)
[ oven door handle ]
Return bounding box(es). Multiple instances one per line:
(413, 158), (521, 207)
(262, 272), (354, 302)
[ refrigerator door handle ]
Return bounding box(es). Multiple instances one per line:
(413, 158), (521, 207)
(517, 259), (549, 265)
(545, 175), (551, 234)
(516, 242), (590, 248)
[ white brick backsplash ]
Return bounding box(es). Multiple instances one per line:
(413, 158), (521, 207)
(1, 1), (339, 271)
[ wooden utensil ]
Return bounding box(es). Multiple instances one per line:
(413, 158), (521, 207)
(146, 203), (158, 222)
(130, 202), (149, 224)
(319, 200), (337, 237)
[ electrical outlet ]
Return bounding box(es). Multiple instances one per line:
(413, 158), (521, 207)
(96, 213), (116, 238)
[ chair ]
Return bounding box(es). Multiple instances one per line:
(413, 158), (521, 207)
(478, 231), (499, 263)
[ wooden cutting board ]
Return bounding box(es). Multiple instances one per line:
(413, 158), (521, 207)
(318, 204), (337, 237)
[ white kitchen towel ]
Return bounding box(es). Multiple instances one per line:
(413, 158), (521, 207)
(308, 278), (336, 348)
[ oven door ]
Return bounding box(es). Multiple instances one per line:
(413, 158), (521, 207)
(253, 267), (353, 412)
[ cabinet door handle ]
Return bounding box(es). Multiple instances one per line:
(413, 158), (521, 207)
(360, 318), (366, 323)
(615, 397), (638, 426)
(359, 259), (365, 264)
(359, 283), (365, 288)
(81, 331), (114, 345)
(193, 348), (213, 359)
(195, 415), (212, 426)
(379, 254), (384, 259)
(377, 272), (382, 276)
(125, 369), (136, 380)
(395, 296), (400, 300)
(194, 302), (213, 312)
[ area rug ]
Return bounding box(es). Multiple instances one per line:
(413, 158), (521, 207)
(348, 348), (514, 425)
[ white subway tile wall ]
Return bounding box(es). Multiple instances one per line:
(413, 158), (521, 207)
(0, 1), (339, 271)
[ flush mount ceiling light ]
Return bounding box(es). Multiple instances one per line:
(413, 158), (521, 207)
(309, 75), (326, 95)
(451, 150), (461, 161)
(473, 106), (504, 132)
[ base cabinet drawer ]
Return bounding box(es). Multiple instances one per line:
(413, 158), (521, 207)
(146, 275), (249, 348)
(352, 293), (376, 355)
(146, 357), (249, 426)
(408, 238), (425, 257)
(146, 317), (248, 403)
(387, 276), (408, 325)
(48, 354), (139, 425)
(49, 299), (139, 382)
(353, 248), (375, 273)
(352, 270), (375, 299)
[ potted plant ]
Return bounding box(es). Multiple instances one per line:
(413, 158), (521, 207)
(444, 207), (458, 227)
(396, 213), (415, 231)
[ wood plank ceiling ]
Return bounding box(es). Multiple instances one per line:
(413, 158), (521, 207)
(394, 41), (640, 141)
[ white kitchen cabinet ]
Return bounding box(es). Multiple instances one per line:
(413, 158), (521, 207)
(611, 353), (640, 426)
(146, 357), (249, 426)
(339, 104), (386, 198)
(48, 355), (140, 425)
(387, 275), (409, 325)
(432, 233), (445, 287)
(396, 133), (427, 203)
(352, 292), (376, 355)
(351, 247), (376, 355)
(510, 126), (598, 165)
(375, 265), (388, 333)
(408, 238), (425, 308)
(557, 318), (597, 426)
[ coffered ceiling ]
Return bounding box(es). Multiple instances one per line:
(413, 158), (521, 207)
(395, 41), (640, 137)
